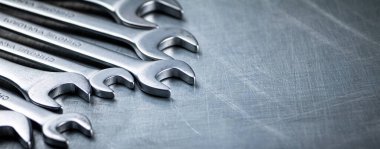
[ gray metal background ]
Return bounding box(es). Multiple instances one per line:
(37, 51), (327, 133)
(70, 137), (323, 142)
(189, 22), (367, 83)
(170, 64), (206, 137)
(1, 0), (380, 148)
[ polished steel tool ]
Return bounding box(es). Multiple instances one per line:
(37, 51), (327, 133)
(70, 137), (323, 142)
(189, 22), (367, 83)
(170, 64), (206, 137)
(0, 88), (93, 148)
(0, 13), (195, 98)
(0, 37), (134, 99)
(0, 58), (91, 111)
(0, 0), (199, 61)
(0, 110), (32, 149)
(50, 0), (184, 29)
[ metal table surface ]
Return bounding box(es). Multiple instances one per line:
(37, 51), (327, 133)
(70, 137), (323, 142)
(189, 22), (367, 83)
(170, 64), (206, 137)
(1, 0), (380, 148)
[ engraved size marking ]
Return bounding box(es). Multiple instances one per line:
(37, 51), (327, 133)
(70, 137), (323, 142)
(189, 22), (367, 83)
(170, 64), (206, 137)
(0, 93), (10, 100)
(0, 40), (15, 49)
(0, 40), (55, 62)
(12, 0), (75, 18)
(3, 18), (82, 47)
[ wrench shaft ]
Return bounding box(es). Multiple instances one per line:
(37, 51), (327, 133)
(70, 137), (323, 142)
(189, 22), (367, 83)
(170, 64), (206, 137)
(0, 88), (55, 125)
(0, 0), (140, 42)
(79, 0), (121, 11)
(0, 13), (144, 74)
(0, 37), (98, 78)
(0, 58), (45, 91)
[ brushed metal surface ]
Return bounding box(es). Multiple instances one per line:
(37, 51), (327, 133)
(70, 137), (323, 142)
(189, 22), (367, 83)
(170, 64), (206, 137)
(1, 0), (380, 148)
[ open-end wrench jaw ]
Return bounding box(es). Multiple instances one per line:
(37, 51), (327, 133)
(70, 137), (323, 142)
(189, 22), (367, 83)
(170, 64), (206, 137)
(0, 58), (92, 111)
(118, 0), (183, 29)
(0, 12), (196, 97)
(27, 72), (92, 111)
(0, 36), (132, 100)
(42, 113), (93, 148)
(135, 60), (195, 97)
(135, 27), (199, 60)
(0, 88), (93, 148)
(0, 1), (197, 61)
(88, 68), (135, 98)
(0, 111), (33, 149)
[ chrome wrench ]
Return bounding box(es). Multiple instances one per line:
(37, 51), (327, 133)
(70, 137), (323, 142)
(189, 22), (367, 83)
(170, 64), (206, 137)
(0, 88), (93, 147)
(0, 13), (195, 98)
(0, 0), (199, 61)
(0, 110), (32, 149)
(46, 0), (184, 29)
(0, 58), (91, 111)
(0, 37), (134, 99)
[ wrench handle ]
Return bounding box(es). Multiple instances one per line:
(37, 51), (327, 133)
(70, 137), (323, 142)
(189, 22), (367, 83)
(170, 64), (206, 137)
(0, 0), (139, 41)
(77, 0), (121, 11)
(0, 57), (46, 91)
(39, 0), (121, 14)
(0, 37), (97, 78)
(0, 13), (144, 73)
(0, 87), (54, 125)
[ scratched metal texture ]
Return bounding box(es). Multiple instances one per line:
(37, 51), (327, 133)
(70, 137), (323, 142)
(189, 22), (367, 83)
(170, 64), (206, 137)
(1, 0), (380, 148)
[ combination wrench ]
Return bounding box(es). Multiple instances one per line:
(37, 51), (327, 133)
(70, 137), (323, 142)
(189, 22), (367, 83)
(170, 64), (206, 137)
(0, 13), (195, 98)
(0, 0), (199, 61)
(0, 37), (134, 99)
(0, 88), (93, 148)
(45, 0), (184, 29)
(0, 58), (91, 111)
(0, 110), (32, 149)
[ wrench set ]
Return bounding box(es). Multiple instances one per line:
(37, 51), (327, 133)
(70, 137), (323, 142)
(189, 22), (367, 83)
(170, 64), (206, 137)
(0, 0), (199, 148)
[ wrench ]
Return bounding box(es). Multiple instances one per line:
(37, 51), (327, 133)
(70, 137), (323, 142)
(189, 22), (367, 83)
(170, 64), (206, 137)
(46, 0), (184, 29)
(0, 37), (134, 99)
(0, 58), (91, 111)
(0, 110), (32, 149)
(0, 88), (93, 147)
(0, 13), (195, 98)
(0, 0), (199, 61)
